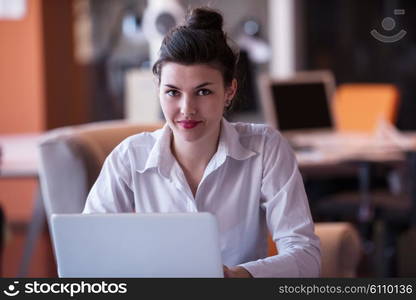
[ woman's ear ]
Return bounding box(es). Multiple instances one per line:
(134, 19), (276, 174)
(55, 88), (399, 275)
(225, 79), (238, 102)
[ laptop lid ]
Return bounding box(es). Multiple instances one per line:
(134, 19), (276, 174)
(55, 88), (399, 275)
(51, 212), (223, 278)
(260, 70), (336, 134)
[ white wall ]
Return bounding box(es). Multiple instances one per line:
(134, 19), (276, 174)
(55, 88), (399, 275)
(268, 0), (296, 78)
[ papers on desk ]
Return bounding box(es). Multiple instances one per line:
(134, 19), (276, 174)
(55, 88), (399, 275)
(292, 121), (416, 165)
(0, 134), (40, 177)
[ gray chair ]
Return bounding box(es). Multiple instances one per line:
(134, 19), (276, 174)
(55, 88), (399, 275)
(38, 120), (163, 231)
(37, 120), (363, 277)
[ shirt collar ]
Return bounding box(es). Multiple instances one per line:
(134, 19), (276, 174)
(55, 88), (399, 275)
(217, 118), (257, 161)
(137, 119), (256, 177)
(137, 123), (174, 178)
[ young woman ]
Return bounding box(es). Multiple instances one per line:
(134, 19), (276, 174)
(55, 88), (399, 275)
(83, 7), (321, 278)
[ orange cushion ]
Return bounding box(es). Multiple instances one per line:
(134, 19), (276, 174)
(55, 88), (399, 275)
(334, 84), (399, 133)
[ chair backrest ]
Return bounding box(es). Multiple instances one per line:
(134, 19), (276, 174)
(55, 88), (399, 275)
(38, 120), (163, 231)
(334, 84), (399, 132)
(268, 222), (362, 277)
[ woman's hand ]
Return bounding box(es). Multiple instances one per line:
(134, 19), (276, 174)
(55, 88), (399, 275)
(223, 265), (253, 278)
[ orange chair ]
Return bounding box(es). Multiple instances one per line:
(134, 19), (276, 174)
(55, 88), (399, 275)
(334, 84), (399, 132)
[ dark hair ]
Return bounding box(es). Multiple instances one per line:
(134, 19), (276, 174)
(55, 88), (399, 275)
(152, 7), (239, 87)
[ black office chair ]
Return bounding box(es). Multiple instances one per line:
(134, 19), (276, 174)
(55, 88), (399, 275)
(377, 151), (416, 277)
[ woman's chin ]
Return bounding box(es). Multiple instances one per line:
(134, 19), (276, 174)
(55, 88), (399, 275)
(170, 121), (219, 144)
(175, 130), (203, 143)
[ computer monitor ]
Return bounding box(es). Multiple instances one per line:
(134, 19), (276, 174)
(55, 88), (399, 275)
(259, 71), (336, 133)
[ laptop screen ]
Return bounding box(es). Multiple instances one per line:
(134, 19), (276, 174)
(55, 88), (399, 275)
(271, 81), (333, 131)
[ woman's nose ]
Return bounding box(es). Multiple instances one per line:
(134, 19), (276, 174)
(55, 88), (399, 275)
(180, 96), (196, 116)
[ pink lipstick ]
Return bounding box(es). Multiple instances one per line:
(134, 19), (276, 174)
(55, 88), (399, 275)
(178, 120), (201, 129)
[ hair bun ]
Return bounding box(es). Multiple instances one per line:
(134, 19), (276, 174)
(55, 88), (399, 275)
(185, 7), (223, 31)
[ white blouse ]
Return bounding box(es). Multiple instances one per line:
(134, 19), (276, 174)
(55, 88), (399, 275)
(83, 119), (321, 277)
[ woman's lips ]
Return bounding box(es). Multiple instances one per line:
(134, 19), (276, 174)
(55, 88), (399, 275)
(177, 120), (202, 129)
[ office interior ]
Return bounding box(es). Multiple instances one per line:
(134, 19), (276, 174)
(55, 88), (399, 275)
(1, 0), (416, 278)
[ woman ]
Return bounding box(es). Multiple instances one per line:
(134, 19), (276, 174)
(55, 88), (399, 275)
(84, 7), (320, 278)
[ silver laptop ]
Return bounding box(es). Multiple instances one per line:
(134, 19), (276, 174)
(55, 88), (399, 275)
(50, 212), (223, 278)
(259, 70), (339, 150)
(259, 70), (336, 134)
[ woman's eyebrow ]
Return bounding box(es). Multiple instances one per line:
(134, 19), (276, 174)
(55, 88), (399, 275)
(164, 82), (214, 89)
(194, 82), (214, 89)
(164, 84), (180, 89)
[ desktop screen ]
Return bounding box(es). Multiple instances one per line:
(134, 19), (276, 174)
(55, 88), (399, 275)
(271, 82), (333, 131)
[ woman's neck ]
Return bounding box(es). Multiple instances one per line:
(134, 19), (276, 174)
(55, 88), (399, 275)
(170, 123), (222, 197)
(171, 130), (220, 172)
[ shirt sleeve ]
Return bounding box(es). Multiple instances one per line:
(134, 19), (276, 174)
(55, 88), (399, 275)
(239, 129), (321, 277)
(83, 146), (135, 214)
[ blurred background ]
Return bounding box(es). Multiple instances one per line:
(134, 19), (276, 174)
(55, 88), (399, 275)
(1, 0), (416, 278)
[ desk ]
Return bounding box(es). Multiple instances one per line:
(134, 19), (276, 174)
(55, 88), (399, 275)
(291, 131), (416, 167)
(0, 133), (44, 277)
(291, 130), (416, 222)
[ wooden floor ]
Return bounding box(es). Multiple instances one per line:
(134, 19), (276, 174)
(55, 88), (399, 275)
(2, 223), (56, 277)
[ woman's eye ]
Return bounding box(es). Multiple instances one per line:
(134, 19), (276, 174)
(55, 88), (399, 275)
(166, 90), (180, 97)
(197, 89), (212, 96)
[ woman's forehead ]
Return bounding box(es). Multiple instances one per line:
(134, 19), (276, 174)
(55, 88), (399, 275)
(160, 63), (223, 87)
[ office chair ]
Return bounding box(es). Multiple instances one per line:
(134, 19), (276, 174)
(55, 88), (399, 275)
(377, 151), (416, 276)
(38, 120), (163, 229)
(38, 120), (362, 277)
(268, 222), (362, 277)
